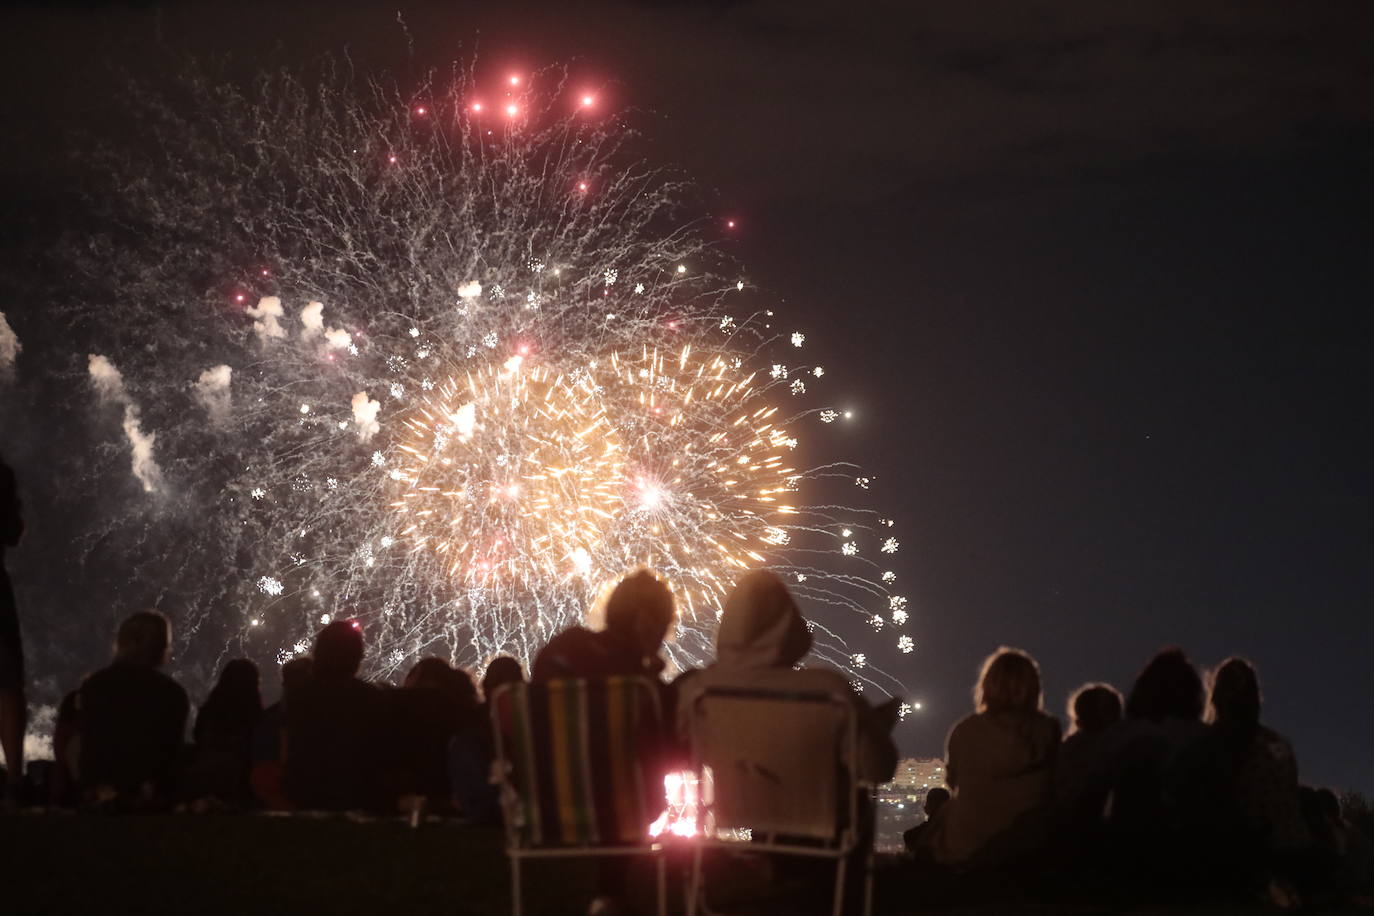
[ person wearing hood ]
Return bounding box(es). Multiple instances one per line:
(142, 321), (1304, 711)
(674, 569), (899, 785)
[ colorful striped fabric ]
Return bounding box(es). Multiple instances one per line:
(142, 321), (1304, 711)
(494, 677), (662, 848)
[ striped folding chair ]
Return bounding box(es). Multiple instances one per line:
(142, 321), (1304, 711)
(489, 677), (668, 916)
(685, 685), (873, 916)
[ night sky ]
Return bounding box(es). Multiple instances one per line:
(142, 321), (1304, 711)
(2, 2), (1371, 791)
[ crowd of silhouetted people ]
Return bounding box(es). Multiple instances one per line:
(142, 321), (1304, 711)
(900, 646), (1374, 907)
(3, 454), (1373, 912)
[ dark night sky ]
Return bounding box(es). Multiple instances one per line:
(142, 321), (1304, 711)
(2, 2), (1371, 790)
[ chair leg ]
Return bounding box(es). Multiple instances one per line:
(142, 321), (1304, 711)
(656, 853), (667, 916)
(687, 846), (703, 916)
(832, 855), (848, 916)
(510, 855), (522, 916)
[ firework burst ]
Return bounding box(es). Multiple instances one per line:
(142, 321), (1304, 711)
(49, 59), (911, 692)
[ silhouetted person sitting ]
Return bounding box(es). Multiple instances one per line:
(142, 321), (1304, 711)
(449, 654), (526, 824)
(1055, 682), (1124, 825)
(382, 657), (478, 813)
(676, 571), (898, 912)
(1207, 657), (1311, 898)
(481, 654), (524, 701)
(905, 786), (951, 859)
(189, 658), (262, 806)
(78, 610), (189, 805)
(0, 455), (26, 802)
(50, 689), (80, 806)
(533, 570), (678, 915)
(675, 569), (899, 783)
(533, 568), (676, 683)
(1302, 787), (1374, 899)
(930, 647), (1059, 868)
(250, 657), (312, 810)
(285, 619), (383, 811)
(1106, 646), (1239, 896)
(1109, 647), (1214, 835)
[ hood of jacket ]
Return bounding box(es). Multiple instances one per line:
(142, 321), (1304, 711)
(714, 570), (814, 670)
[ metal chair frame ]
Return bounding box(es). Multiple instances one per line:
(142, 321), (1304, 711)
(685, 685), (874, 916)
(489, 678), (668, 916)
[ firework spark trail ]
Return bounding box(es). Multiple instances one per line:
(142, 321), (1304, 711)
(57, 59), (913, 694)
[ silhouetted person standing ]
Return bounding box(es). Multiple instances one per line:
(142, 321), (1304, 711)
(78, 611), (189, 804)
(0, 456), (24, 801)
(285, 619), (383, 811)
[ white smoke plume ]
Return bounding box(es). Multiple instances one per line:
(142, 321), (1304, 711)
(87, 353), (128, 402)
(0, 311), (19, 374)
(88, 353), (163, 493)
(301, 300), (351, 350)
(193, 364), (233, 426)
(351, 391), (380, 441)
(457, 281), (482, 299)
(324, 327), (353, 351)
(246, 296), (286, 344)
(121, 407), (163, 492)
(299, 301), (324, 341)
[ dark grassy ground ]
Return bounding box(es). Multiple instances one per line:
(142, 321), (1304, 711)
(2, 813), (1361, 915)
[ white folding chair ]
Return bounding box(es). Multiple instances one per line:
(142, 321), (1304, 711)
(686, 685), (873, 916)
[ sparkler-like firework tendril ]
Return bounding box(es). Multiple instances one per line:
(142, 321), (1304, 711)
(57, 58), (912, 693)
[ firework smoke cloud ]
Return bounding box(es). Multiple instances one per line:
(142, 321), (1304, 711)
(193, 365), (233, 427)
(0, 311), (19, 376)
(87, 354), (163, 493)
(56, 59), (912, 691)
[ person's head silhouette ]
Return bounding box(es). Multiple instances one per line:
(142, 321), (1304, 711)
(1207, 656), (1261, 730)
(924, 786), (951, 818)
(481, 655), (524, 700)
(975, 647), (1043, 714)
(115, 611), (172, 668)
(1127, 647), (1203, 721)
(313, 619), (365, 679)
(1067, 682), (1123, 735)
(603, 568), (675, 657)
